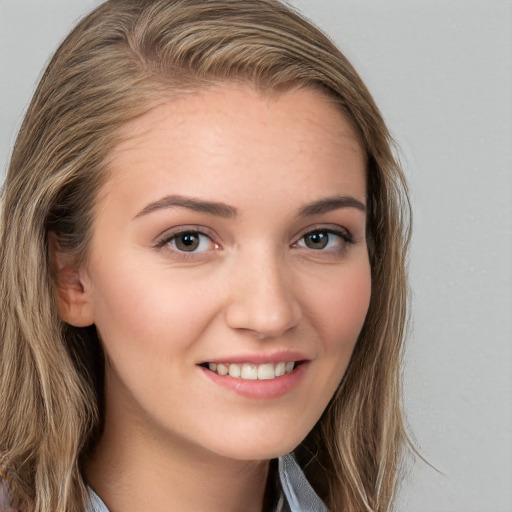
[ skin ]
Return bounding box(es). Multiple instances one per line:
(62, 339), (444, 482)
(56, 85), (371, 512)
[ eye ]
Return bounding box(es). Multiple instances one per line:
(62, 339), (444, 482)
(160, 230), (218, 253)
(302, 231), (330, 250)
(295, 228), (353, 251)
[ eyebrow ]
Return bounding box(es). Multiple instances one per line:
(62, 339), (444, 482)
(298, 196), (366, 216)
(135, 195), (238, 219)
(135, 193), (366, 220)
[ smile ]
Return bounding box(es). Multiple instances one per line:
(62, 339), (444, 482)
(205, 361), (297, 380)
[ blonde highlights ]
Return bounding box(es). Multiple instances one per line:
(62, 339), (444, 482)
(0, 1), (411, 510)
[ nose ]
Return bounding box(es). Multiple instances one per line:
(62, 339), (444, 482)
(224, 250), (302, 339)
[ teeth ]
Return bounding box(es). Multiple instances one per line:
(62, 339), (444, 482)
(241, 363), (258, 380)
(275, 362), (286, 377)
(207, 361), (296, 380)
(228, 364), (241, 378)
(258, 363), (275, 380)
(216, 363), (228, 376)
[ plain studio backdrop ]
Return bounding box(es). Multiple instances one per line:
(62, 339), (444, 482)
(1, 1), (511, 511)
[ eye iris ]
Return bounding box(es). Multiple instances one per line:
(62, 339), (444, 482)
(175, 233), (199, 252)
(305, 231), (328, 249)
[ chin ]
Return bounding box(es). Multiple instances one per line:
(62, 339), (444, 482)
(205, 426), (310, 462)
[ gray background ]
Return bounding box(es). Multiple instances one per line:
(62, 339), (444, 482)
(1, 1), (511, 511)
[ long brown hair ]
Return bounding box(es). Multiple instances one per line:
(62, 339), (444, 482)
(0, 1), (411, 510)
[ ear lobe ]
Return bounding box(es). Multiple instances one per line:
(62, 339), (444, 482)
(48, 231), (95, 327)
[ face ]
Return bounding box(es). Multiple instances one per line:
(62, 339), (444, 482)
(64, 86), (371, 461)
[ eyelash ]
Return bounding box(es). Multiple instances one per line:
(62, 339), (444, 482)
(292, 226), (355, 254)
(155, 226), (355, 257)
(155, 227), (219, 258)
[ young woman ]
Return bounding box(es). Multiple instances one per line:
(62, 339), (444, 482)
(0, 1), (411, 511)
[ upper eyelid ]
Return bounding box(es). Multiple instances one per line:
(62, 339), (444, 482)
(292, 224), (353, 242)
(154, 225), (218, 246)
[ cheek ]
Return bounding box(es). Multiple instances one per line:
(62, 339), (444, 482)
(310, 261), (372, 353)
(89, 265), (220, 357)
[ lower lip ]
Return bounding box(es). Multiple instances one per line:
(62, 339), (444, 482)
(199, 362), (309, 400)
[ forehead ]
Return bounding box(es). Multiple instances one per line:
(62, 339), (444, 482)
(100, 85), (366, 211)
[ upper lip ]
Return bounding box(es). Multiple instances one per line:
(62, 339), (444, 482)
(198, 350), (311, 365)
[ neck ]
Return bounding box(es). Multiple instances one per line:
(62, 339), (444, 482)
(84, 395), (270, 512)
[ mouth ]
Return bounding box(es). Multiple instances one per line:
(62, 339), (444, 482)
(199, 361), (300, 380)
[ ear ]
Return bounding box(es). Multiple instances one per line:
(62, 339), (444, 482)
(48, 231), (95, 327)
